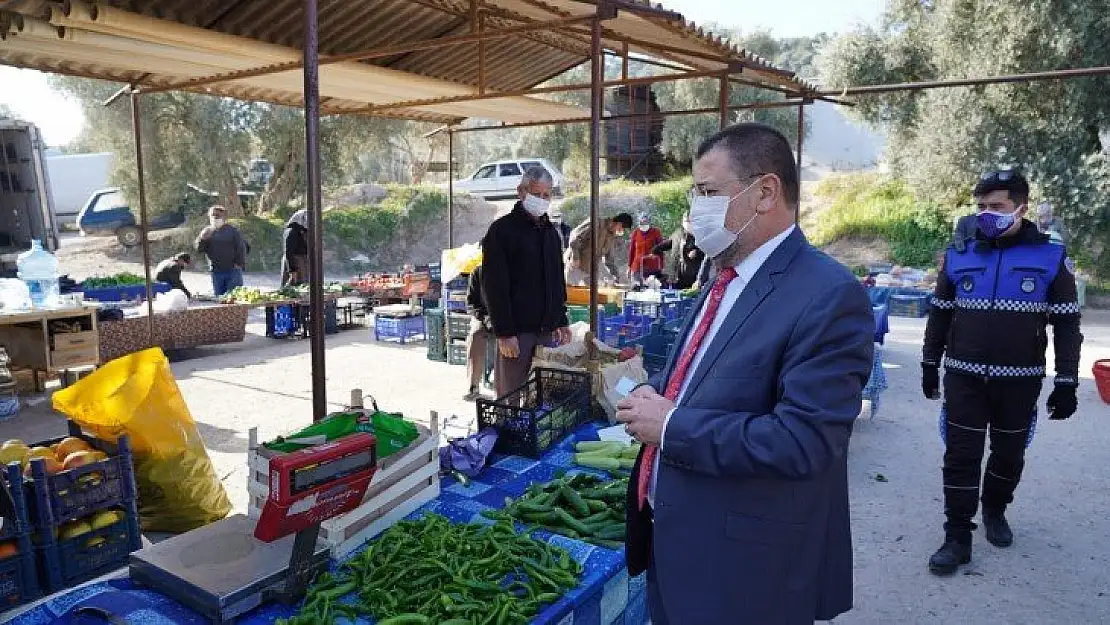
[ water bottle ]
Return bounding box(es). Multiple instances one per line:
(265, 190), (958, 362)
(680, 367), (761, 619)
(17, 240), (59, 308)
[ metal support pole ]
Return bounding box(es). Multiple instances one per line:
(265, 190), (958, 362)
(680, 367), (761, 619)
(447, 128), (455, 248)
(129, 91), (156, 344)
(795, 103), (805, 225)
(588, 14), (604, 337)
(304, 0), (327, 421)
(718, 72), (730, 130)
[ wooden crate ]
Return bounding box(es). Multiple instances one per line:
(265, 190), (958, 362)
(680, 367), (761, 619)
(246, 412), (441, 559)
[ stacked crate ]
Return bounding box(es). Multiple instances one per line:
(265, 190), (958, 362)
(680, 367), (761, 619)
(24, 427), (142, 592)
(425, 308), (447, 362)
(446, 312), (471, 366)
(0, 464), (38, 610)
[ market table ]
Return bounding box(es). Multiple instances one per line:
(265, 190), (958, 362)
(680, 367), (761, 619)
(97, 303), (250, 362)
(9, 422), (649, 625)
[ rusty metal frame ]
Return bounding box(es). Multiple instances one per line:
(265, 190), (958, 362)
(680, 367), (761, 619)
(304, 0), (327, 419)
(128, 89), (156, 344)
(346, 66), (739, 114)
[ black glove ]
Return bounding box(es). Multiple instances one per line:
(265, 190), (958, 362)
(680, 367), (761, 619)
(1046, 383), (1078, 420)
(922, 364), (941, 400)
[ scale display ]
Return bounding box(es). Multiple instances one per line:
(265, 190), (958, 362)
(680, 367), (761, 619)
(255, 432), (378, 542)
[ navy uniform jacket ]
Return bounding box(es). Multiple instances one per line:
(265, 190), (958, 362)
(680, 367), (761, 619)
(924, 220), (1082, 383)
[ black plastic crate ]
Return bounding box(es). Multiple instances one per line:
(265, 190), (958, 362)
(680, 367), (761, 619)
(447, 313), (472, 340)
(476, 368), (592, 458)
(25, 432), (137, 528)
(38, 505), (142, 592)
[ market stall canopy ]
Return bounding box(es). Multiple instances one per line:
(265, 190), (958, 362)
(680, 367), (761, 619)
(0, 0), (812, 125)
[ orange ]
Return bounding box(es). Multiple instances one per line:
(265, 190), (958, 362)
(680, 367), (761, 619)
(0, 542), (18, 560)
(54, 437), (92, 462)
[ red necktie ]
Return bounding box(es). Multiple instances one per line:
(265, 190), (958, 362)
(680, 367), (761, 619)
(637, 267), (738, 510)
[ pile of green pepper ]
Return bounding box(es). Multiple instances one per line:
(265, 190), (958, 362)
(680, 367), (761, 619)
(277, 514), (582, 625)
(481, 473), (627, 549)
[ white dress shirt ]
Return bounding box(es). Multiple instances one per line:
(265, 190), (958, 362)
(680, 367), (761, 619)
(648, 225), (796, 506)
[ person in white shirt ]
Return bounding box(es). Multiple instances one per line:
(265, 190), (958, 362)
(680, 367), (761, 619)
(615, 122), (875, 625)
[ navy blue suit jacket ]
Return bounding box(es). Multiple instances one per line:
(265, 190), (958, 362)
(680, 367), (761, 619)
(625, 228), (875, 624)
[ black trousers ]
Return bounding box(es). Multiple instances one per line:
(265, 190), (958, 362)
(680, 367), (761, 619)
(942, 372), (1042, 541)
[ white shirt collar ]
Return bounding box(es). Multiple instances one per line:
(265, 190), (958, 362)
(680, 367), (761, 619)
(733, 225), (796, 283)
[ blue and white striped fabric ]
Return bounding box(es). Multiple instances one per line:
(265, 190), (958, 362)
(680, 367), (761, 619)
(10, 423), (648, 625)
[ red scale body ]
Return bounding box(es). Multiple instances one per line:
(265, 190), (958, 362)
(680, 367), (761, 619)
(254, 432), (378, 542)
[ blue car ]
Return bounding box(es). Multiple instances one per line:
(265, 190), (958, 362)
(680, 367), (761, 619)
(77, 185), (254, 247)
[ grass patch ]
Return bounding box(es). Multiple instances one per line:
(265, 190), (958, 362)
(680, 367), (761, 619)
(810, 173), (954, 267)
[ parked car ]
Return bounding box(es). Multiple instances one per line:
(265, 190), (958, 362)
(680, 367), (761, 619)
(453, 158), (563, 199)
(77, 184), (256, 247)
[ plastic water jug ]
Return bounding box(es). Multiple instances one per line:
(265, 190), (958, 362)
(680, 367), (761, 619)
(17, 240), (59, 308)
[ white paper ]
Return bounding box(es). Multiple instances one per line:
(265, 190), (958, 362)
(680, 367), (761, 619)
(613, 377), (639, 398)
(597, 424), (636, 444)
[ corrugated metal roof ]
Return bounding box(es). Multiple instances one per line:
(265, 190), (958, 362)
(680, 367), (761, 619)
(0, 0), (811, 125)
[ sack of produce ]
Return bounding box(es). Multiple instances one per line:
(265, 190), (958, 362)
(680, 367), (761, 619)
(598, 356), (648, 422)
(52, 347), (232, 532)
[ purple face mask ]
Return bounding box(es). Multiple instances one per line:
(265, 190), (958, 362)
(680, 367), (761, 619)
(977, 210), (1017, 240)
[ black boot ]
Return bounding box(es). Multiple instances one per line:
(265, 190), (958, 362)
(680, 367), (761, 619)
(928, 539), (971, 576)
(982, 509), (1013, 548)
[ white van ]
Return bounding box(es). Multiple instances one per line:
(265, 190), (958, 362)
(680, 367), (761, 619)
(453, 158), (563, 199)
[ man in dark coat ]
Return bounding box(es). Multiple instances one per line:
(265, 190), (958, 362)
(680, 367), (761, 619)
(616, 123), (874, 624)
(154, 253), (192, 298)
(481, 166), (572, 397)
(282, 209), (309, 286)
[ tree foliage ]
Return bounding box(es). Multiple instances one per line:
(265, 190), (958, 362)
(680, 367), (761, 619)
(819, 0), (1110, 277)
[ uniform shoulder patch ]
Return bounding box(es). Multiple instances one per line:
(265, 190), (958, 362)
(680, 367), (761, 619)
(1064, 257), (1076, 275)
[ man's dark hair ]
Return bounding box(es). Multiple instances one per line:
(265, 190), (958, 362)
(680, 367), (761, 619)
(695, 122), (800, 208)
(175, 253), (192, 264)
(611, 213), (634, 230)
(973, 169), (1029, 206)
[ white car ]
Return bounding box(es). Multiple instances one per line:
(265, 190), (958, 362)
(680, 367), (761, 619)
(453, 158), (564, 199)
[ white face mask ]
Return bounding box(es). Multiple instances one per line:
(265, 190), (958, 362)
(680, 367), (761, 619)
(210, 218), (225, 228)
(522, 194), (549, 218)
(688, 177), (762, 259)
(639, 224), (650, 232)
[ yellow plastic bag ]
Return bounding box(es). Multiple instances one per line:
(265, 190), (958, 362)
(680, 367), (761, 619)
(52, 347), (232, 532)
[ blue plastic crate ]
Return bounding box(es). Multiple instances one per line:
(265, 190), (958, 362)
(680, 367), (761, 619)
(26, 433), (137, 528)
(600, 312), (653, 347)
(374, 314), (426, 344)
(889, 293), (930, 318)
(80, 282), (172, 303)
(37, 503), (142, 592)
(0, 463), (39, 610)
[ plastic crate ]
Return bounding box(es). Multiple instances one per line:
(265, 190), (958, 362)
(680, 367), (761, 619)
(443, 289), (467, 312)
(37, 505), (142, 592)
(445, 276), (469, 291)
(80, 282), (172, 303)
(25, 433), (137, 528)
(0, 547), (38, 610)
(600, 312), (653, 347)
(447, 313), (472, 340)
(0, 464), (39, 610)
(374, 314), (426, 344)
(889, 293), (930, 318)
(425, 309), (447, 361)
(427, 263), (442, 282)
(476, 368), (592, 458)
(448, 342), (468, 366)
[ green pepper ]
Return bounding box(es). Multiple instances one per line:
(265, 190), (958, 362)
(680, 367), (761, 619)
(376, 615), (431, 625)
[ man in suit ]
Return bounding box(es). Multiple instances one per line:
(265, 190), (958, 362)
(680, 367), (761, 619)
(617, 123), (875, 625)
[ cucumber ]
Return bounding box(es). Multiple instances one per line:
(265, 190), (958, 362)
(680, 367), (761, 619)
(620, 445), (642, 459)
(618, 457), (636, 469)
(574, 454), (621, 470)
(575, 441), (623, 454)
(596, 523), (627, 540)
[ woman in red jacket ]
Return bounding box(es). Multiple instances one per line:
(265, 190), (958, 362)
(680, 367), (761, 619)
(628, 211), (664, 283)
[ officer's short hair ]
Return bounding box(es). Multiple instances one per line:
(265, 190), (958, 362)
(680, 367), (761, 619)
(695, 122), (800, 209)
(974, 170), (1029, 205)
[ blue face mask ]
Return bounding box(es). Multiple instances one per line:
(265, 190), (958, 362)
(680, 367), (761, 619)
(977, 210), (1017, 240)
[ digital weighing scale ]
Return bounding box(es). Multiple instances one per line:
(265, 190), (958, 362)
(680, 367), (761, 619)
(129, 432), (378, 623)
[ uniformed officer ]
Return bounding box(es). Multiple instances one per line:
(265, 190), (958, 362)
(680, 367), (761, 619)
(922, 169), (1083, 576)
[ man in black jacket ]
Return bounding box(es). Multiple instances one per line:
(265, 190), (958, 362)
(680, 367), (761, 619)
(154, 253), (192, 298)
(651, 212), (704, 289)
(923, 169), (1083, 575)
(481, 166), (571, 397)
(464, 266), (490, 402)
